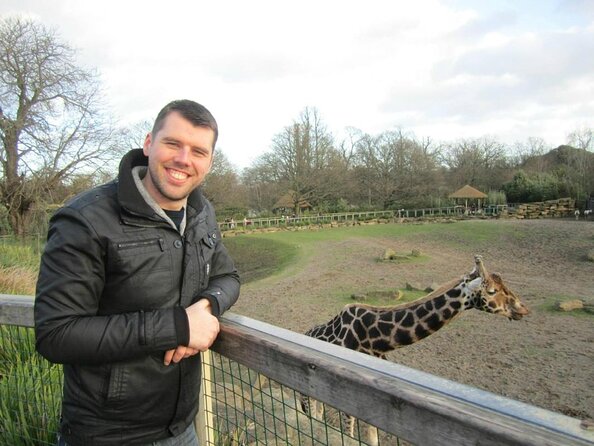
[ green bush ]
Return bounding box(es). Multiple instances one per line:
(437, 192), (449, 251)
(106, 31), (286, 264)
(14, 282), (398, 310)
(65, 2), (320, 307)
(0, 326), (62, 446)
(0, 355), (62, 446)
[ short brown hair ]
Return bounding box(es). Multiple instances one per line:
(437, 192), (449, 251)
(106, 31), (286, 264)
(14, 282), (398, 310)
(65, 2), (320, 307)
(152, 99), (218, 149)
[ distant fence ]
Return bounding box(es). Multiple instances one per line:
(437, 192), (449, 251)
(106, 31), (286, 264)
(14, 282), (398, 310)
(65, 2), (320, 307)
(1, 294), (593, 445)
(218, 206), (509, 231)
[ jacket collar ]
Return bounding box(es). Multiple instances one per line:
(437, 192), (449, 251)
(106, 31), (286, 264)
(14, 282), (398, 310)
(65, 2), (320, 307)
(117, 149), (205, 219)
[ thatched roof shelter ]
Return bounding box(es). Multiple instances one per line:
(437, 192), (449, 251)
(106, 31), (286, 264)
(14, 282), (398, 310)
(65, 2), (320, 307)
(448, 185), (487, 210)
(449, 185), (487, 199)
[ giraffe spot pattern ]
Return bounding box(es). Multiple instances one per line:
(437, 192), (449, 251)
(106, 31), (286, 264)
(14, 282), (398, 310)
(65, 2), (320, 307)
(361, 311), (376, 327)
(447, 287), (462, 298)
(425, 313), (443, 331)
(372, 339), (391, 352)
(395, 329), (413, 345)
(353, 319), (366, 340)
(415, 324), (429, 340)
(369, 327), (381, 338)
(378, 321), (393, 337)
(415, 306), (429, 319)
(434, 295), (447, 309)
(344, 330), (358, 349)
(341, 310), (354, 325)
(400, 312), (415, 327)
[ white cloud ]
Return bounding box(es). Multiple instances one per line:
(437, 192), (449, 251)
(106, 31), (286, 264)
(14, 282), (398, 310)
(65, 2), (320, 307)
(1, 0), (593, 168)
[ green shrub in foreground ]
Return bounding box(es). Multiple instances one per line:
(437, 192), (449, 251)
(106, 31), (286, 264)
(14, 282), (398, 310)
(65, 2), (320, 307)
(0, 355), (62, 446)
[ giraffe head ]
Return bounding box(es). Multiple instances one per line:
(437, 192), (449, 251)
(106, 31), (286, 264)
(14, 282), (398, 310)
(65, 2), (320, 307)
(466, 255), (529, 320)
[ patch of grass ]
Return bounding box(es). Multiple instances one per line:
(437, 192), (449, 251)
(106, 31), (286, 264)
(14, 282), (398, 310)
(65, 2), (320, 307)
(535, 295), (594, 319)
(224, 236), (299, 284)
(251, 220), (517, 247)
(0, 266), (37, 295)
(0, 355), (62, 446)
(0, 237), (43, 270)
(338, 288), (428, 307)
(0, 237), (41, 294)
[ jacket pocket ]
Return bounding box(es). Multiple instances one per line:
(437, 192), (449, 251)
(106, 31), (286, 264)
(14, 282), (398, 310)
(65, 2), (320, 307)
(102, 357), (181, 424)
(198, 231), (217, 289)
(105, 363), (126, 403)
(104, 237), (174, 310)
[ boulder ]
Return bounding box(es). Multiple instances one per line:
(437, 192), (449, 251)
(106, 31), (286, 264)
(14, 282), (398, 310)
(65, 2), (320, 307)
(383, 248), (397, 260)
(556, 299), (584, 312)
(406, 281), (422, 291)
(351, 293), (367, 301)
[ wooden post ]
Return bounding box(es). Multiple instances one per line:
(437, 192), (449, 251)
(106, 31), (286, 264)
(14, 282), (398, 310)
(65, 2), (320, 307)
(195, 349), (215, 446)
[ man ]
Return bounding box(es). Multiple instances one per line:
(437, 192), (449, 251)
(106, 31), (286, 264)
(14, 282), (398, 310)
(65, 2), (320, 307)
(34, 100), (240, 445)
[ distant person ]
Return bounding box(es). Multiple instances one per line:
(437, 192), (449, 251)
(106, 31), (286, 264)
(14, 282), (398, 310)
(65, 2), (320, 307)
(34, 100), (240, 446)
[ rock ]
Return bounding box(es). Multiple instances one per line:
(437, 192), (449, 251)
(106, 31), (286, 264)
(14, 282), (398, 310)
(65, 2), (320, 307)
(556, 299), (584, 312)
(424, 282), (440, 293)
(383, 248), (397, 260)
(410, 249), (421, 257)
(351, 293), (367, 301)
(392, 290), (403, 300)
(587, 250), (594, 262)
(406, 281), (422, 291)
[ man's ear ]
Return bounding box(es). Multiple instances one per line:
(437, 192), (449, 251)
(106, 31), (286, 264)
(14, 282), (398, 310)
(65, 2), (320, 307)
(142, 133), (152, 156)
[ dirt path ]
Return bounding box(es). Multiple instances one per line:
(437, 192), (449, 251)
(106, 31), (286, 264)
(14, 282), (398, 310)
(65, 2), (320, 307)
(233, 219), (594, 422)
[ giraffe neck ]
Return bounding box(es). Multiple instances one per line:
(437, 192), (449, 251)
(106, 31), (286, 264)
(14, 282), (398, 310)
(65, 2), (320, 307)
(367, 277), (474, 352)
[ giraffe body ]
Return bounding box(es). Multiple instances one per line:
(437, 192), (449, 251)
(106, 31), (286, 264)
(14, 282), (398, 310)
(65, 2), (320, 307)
(301, 255), (529, 444)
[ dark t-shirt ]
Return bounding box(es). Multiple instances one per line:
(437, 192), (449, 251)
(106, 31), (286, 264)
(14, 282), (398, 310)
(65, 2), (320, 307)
(164, 208), (185, 232)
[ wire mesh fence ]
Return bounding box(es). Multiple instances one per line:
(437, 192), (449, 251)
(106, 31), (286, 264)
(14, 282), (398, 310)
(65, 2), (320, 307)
(0, 323), (396, 446)
(204, 351), (403, 446)
(0, 325), (62, 446)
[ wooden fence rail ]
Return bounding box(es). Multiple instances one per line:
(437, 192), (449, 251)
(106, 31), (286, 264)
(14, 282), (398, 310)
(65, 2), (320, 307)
(1, 295), (592, 446)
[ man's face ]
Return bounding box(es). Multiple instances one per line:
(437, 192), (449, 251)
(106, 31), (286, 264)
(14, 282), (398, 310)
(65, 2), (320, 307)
(142, 111), (214, 210)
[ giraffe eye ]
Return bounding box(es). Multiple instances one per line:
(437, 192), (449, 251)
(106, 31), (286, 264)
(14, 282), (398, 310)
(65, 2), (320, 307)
(486, 288), (496, 295)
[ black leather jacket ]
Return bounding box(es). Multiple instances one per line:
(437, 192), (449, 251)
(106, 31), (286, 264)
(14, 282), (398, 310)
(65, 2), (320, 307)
(34, 149), (240, 445)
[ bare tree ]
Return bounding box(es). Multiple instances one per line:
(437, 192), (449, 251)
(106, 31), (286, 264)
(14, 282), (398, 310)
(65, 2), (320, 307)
(202, 150), (247, 214)
(0, 16), (118, 236)
(262, 107), (335, 213)
(566, 127), (594, 201)
(441, 137), (510, 191)
(511, 137), (550, 172)
(568, 126), (593, 152)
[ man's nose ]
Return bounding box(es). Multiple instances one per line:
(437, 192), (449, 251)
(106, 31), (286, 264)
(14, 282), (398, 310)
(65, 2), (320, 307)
(173, 147), (191, 165)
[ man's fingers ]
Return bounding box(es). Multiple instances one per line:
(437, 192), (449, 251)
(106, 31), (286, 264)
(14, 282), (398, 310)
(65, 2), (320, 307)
(164, 349), (175, 366)
(164, 347), (201, 365)
(172, 346), (187, 363)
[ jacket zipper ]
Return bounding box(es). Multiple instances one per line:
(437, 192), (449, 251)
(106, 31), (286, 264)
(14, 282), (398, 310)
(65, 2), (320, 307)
(117, 238), (164, 251)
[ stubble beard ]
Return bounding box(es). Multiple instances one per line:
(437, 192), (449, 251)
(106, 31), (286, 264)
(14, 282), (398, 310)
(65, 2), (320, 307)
(147, 163), (192, 205)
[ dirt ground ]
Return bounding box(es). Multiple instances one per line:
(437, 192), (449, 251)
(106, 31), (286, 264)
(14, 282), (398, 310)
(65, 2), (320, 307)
(232, 218), (594, 424)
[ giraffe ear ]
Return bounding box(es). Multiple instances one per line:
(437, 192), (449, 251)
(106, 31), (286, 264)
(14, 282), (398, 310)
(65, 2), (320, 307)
(491, 273), (503, 284)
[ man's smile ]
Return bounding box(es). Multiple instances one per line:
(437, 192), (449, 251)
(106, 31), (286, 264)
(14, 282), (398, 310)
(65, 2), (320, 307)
(167, 168), (190, 181)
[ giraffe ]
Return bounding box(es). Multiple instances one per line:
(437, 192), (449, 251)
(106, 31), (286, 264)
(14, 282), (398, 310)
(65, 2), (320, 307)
(300, 255), (529, 445)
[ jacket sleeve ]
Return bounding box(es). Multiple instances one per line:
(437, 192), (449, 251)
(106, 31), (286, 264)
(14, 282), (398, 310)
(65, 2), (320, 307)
(34, 207), (183, 365)
(198, 206), (240, 317)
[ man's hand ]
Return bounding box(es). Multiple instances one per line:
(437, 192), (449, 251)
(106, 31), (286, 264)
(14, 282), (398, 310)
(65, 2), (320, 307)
(164, 299), (220, 365)
(163, 345), (199, 366)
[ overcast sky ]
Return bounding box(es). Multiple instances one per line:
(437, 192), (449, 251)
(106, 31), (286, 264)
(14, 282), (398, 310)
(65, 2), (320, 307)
(2, 0), (593, 169)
